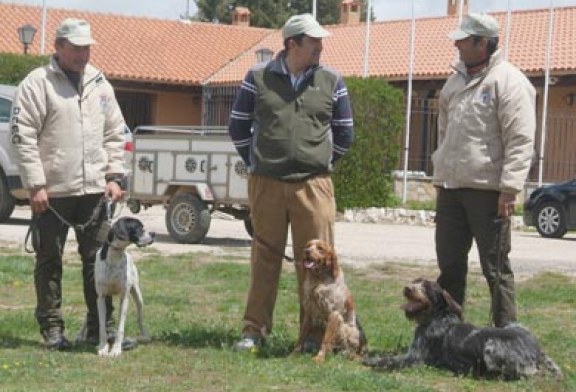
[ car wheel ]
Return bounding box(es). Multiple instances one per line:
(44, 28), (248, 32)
(0, 170), (15, 222)
(534, 201), (567, 238)
(165, 193), (211, 244)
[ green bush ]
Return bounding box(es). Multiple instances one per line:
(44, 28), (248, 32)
(333, 77), (404, 210)
(0, 53), (49, 85)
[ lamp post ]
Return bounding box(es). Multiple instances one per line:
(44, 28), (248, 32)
(255, 48), (274, 63)
(18, 24), (37, 55)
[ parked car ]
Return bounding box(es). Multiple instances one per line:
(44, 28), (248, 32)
(0, 84), (22, 221)
(523, 179), (576, 238)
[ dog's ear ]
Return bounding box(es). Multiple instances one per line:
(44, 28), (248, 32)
(327, 244), (340, 278)
(100, 242), (109, 260)
(111, 219), (131, 241)
(107, 228), (115, 243)
(442, 290), (463, 319)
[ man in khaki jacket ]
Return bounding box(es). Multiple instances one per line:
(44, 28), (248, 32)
(432, 14), (535, 327)
(11, 18), (126, 349)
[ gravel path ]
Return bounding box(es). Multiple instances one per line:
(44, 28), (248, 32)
(2, 205), (575, 279)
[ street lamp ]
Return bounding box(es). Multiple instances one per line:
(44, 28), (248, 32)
(255, 48), (273, 63)
(18, 24), (37, 55)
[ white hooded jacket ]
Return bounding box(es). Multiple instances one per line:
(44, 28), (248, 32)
(10, 56), (125, 197)
(432, 49), (536, 194)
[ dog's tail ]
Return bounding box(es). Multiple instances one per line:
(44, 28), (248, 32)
(356, 315), (368, 353)
(540, 352), (564, 381)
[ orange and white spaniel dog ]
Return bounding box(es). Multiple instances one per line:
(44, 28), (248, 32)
(294, 239), (367, 362)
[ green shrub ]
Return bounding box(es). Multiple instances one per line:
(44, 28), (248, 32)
(333, 77), (404, 210)
(0, 53), (49, 85)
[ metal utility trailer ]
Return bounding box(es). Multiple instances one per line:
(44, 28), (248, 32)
(127, 125), (251, 243)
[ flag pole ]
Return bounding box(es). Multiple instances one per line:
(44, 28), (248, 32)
(312, 0), (317, 19)
(402, 0), (416, 203)
(504, 0), (512, 60)
(362, 0), (372, 77)
(538, 0), (555, 186)
(40, 0), (47, 55)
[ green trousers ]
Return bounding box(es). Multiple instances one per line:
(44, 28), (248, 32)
(435, 188), (517, 327)
(32, 193), (112, 336)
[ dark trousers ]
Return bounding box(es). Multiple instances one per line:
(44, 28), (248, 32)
(32, 193), (112, 335)
(435, 188), (516, 327)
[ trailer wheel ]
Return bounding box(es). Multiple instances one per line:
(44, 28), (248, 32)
(127, 198), (141, 214)
(166, 193), (211, 243)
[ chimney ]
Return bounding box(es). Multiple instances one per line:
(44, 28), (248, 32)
(232, 7), (251, 26)
(447, 0), (469, 17)
(340, 0), (361, 26)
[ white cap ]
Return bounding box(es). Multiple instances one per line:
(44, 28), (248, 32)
(282, 14), (330, 39)
(448, 13), (499, 40)
(56, 18), (96, 46)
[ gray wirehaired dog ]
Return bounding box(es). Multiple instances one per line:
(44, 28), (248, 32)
(363, 278), (563, 381)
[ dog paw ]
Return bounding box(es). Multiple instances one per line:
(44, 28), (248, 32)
(109, 344), (122, 357)
(312, 353), (326, 363)
(97, 344), (110, 357)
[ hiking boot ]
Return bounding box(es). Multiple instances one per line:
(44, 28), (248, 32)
(302, 337), (320, 354)
(233, 335), (264, 352)
(42, 328), (71, 351)
(75, 332), (138, 351)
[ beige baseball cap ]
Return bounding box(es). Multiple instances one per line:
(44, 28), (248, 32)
(282, 13), (330, 39)
(448, 13), (499, 40)
(56, 18), (96, 46)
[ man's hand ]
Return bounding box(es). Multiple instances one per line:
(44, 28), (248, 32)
(498, 192), (516, 219)
(29, 187), (49, 214)
(105, 181), (125, 202)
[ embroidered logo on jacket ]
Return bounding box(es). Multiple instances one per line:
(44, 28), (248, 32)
(99, 95), (110, 113)
(478, 86), (492, 104)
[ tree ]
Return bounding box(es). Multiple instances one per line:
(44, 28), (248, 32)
(0, 53), (48, 85)
(193, 0), (374, 28)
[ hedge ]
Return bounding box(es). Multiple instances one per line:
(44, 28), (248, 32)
(333, 76), (404, 210)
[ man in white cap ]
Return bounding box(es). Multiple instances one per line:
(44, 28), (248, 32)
(432, 13), (536, 327)
(229, 13), (354, 351)
(11, 18), (128, 350)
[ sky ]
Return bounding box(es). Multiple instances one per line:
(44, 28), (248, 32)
(6, 0), (576, 22)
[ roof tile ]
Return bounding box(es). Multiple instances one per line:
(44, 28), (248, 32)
(208, 7), (576, 84)
(1, 4), (574, 86)
(0, 3), (271, 85)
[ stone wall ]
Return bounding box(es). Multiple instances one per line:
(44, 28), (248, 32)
(339, 207), (526, 229)
(392, 173), (536, 206)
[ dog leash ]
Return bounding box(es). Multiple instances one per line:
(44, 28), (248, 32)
(252, 232), (295, 263)
(489, 217), (509, 327)
(24, 197), (113, 253)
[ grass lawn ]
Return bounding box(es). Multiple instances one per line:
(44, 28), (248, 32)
(0, 247), (574, 392)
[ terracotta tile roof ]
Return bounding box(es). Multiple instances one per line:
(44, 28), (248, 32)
(1, 4), (574, 86)
(208, 6), (576, 84)
(0, 3), (271, 86)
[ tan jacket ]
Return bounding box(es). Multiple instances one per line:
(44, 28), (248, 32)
(10, 56), (125, 197)
(432, 49), (536, 194)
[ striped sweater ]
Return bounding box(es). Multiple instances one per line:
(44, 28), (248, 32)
(228, 51), (354, 182)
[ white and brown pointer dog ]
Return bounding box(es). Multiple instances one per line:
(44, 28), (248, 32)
(293, 239), (367, 362)
(79, 217), (154, 357)
(363, 278), (563, 380)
